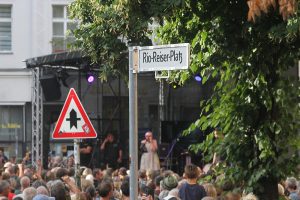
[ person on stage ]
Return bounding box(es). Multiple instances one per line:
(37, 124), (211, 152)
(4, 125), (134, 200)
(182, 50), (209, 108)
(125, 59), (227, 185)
(100, 133), (122, 169)
(80, 139), (93, 168)
(140, 131), (160, 171)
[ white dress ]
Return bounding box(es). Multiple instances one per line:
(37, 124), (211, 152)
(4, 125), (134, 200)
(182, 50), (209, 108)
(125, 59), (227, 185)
(140, 142), (160, 171)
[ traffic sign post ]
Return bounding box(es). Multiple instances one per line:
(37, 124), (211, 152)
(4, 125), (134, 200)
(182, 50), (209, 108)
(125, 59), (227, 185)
(52, 88), (97, 187)
(128, 43), (190, 200)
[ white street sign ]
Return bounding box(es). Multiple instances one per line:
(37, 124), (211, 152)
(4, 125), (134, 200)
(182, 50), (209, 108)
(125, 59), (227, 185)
(137, 43), (190, 72)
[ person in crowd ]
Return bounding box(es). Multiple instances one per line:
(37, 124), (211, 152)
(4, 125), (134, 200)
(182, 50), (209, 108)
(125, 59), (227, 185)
(140, 131), (160, 171)
(203, 183), (217, 198)
(179, 164), (206, 200)
(49, 180), (70, 200)
(92, 168), (103, 188)
(278, 183), (289, 200)
(100, 133), (122, 170)
(23, 187), (37, 200)
(0, 181), (10, 199)
(225, 192), (241, 200)
(98, 180), (113, 200)
(121, 180), (130, 200)
(163, 188), (180, 200)
(36, 186), (49, 196)
(286, 177), (300, 200)
(80, 139), (93, 168)
(202, 197), (215, 200)
(20, 177), (30, 193)
(139, 170), (147, 186)
(159, 174), (178, 200)
(118, 167), (127, 181)
(241, 193), (257, 200)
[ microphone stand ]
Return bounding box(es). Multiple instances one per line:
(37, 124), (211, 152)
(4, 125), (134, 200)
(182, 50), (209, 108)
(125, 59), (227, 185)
(165, 138), (177, 170)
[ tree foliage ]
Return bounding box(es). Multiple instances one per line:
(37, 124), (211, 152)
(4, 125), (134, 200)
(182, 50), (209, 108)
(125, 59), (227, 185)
(69, 0), (181, 81)
(70, 0), (300, 199)
(157, 0), (300, 198)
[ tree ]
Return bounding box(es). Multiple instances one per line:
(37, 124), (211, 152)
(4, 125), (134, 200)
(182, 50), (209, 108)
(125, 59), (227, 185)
(157, 1), (300, 199)
(69, 0), (180, 81)
(70, 0), (300, 199)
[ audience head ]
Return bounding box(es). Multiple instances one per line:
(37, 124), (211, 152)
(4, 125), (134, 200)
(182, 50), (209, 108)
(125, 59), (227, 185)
(203, 183), (217, 198)
(0, 180), (10, 197)
(161, 175), (178, 191)
(36, 186), (49, 196)
(97, 180), (113, 198)
(49, 180), (68, 200)
(121, 180), (130, 197)
(286, 177), (298, 192)
(23, 187), (37, 200)
(184, 164), (199, 179)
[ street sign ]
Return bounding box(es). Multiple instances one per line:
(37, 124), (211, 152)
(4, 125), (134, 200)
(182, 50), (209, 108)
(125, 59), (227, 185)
(137, 43), (190, 72)
(52, 88), (97, 139)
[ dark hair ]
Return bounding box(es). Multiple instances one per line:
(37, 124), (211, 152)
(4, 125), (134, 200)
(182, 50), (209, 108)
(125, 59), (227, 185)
(92, 168), (101, 177)
(121, 180), (130, 197)
(50, 180), (69, 200)
(56, 168), (68, 179)
(184, 164), (199, 179)
(98, 181), (112, 198)
(139, 169), (147, 179)
(154, 175), (163, 187)
(119, 167), (127, 176)
(68, 168), (75, 177)
(32, 180), (47, 189)
(85, 185), (96, 200)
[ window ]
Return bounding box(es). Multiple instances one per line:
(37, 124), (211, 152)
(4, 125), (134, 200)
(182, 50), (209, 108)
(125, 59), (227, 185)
(0, 105), (24, 157)
(0, 5), (12, 52)
(52, 5), (76, 53)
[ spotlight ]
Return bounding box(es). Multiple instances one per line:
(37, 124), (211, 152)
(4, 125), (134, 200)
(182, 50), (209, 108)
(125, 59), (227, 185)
(194, 74), (202, 82)
(86, 73), (95, 84)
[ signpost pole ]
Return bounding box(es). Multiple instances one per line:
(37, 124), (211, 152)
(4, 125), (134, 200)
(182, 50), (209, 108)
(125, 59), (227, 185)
(129, 46), (138, 200)
(75, 69), (81, 187)
(74, 139), (80, 187)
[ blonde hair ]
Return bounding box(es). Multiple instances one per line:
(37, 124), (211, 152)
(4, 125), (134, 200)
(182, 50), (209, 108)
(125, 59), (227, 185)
(203, 183), (217, 198)
(278, 184), (285, 196)
(241, 193), (258, 200)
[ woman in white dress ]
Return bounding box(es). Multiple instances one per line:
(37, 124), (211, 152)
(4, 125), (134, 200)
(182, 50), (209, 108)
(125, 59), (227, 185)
(140, 131), (160, 171)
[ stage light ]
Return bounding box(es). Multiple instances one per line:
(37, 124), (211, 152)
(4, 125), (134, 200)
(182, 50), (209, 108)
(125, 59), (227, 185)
(86, 73), (95, 84)
(194, 74), (202, 82)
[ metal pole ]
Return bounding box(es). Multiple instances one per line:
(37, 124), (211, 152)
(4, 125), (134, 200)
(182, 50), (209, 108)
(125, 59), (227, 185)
(159, 79), (165, 144)
(129, 46), (138, 200)
(74, 69), (82, 187)
(74, 139), (80, 187)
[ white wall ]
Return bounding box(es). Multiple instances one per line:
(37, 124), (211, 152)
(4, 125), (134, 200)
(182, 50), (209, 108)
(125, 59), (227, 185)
(0, 69), (31, 103)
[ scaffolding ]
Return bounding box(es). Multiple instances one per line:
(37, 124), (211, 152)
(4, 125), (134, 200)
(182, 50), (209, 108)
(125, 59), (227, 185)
(31, 67), (43, 167)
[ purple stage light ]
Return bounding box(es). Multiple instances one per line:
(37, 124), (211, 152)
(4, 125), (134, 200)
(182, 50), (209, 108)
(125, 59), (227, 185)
(194, 74), (202, 82)
(87, 73), (95, 83)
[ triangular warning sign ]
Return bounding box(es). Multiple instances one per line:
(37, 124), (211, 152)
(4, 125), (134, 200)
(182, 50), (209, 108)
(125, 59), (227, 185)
(52, 88), (97, 139)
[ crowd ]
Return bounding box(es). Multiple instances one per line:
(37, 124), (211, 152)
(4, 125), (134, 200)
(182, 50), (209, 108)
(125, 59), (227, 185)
(0, 131), (298, 200)
(0, 153), (298, 200)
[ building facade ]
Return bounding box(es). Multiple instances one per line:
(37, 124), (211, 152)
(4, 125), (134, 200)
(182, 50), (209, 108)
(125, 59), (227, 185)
(0, 0), (75, 158)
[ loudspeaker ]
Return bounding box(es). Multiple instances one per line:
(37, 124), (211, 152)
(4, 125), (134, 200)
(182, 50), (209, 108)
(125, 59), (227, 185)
(40, 74), (61, 101)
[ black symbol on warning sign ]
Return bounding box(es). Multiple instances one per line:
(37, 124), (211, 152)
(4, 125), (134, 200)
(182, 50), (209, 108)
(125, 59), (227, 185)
(66, 109), (81, 129)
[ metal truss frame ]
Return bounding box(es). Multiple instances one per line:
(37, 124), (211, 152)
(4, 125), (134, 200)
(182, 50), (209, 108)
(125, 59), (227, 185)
(31, 67), (43, 167)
